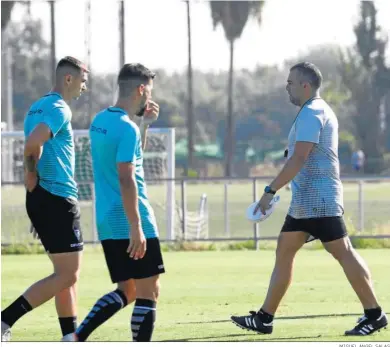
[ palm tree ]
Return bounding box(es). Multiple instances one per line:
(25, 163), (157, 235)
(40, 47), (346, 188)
(209, 1), (265, 177)
(186, 0), (194, 175)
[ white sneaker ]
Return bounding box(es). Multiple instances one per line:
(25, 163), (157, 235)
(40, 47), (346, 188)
(61, 333), (77, 342)
(1, 321), (11, 342)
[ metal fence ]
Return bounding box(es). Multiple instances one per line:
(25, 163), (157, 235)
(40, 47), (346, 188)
(2, 176), (390, 247)
(173, 176), (390, 244)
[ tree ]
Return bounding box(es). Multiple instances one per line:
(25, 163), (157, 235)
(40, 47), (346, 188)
(1, 17), (116, 130)
(209, 1), (265, 176)
(340, 1), (390, 173)
(1, 2), (32, 33)
(1, 1), (15, 32)
(1, 19), (52, 127)
(186, 0), (194, 176)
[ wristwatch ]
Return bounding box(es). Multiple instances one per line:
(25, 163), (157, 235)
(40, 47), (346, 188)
(264, 186), (276, 195)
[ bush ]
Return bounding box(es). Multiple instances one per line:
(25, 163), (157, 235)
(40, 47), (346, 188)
(1, 243), (46, 255)
(161, 241), (217, 252)
(3, 221), (390, 255)
(224, 240), (256, 250)
(343, 217), (390, 249)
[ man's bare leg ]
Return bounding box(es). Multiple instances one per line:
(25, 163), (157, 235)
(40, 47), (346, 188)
(261, 231), (308, 314)
(231, 231), (308, 333)
(1, 251), (81, 338)
(56, 284), (78, 337)
(323, 236), (387, 335)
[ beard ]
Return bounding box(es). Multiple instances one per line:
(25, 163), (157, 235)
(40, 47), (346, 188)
(136, 104), (147, 117)
(136, 96), (148, 117)
(289, 94), (301, 106)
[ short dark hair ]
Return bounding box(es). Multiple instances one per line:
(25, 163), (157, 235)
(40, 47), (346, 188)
(290, 62), (322, 90)
(56, 56), (90, 74)
(117, 63), (155, 98)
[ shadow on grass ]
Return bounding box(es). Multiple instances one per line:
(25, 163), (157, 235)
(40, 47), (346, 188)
(158, 333), (324, 342)
(157, 312), (382, 342)
(175, 312), (371, 325)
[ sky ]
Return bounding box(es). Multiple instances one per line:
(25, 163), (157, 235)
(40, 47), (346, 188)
(9, 0), (390, 75)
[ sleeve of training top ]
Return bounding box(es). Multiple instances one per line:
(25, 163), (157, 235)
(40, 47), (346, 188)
(42, 105), (70, 137)
(295, 107), (324, 144)
(116, 122), (139, 164)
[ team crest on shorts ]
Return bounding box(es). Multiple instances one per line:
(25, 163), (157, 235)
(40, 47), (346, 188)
(74, 228), (81, 241)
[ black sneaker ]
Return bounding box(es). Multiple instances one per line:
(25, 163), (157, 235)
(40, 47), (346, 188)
(231, 310), (273, 334)
(345, 312), (388, 336)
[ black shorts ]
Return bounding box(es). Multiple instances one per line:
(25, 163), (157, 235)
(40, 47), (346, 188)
(281, 215), (348, 243)
(25, 184), (83, 254)
(102, 237), (165, 283)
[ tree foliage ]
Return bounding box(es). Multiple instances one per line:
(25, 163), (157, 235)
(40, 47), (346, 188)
(209, 1), (265, 176)
(3, 9), (390, 175)
(210, 1), (264, 41)
(339, 1), (390, 173)
(1, 1), (15, 32)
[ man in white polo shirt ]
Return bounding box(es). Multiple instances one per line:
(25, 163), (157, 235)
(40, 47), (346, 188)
(231, 62), (387, 337)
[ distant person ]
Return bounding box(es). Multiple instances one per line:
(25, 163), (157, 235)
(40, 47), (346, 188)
(351, 149), (365, 173)
(230, 62), (387, 336)
(1, 56), (89, 342)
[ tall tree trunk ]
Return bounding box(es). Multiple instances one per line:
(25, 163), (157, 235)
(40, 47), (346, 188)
(225, 39), (234, 177)
(119, 1), (125, 67)
(50, 1), (56, 84)
(186, 0), (194, 176)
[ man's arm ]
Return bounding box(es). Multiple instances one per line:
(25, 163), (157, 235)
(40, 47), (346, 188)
(269, 141), (315, 191)
(132, 117), (148, 150)
(255, 110), (322, 215)
(117, 162), (146, 260)
(117, 162), (141, 228)
(24, 123), (52, 174)
(139, 100), (159, 151)
(25, 104), (68, 172)
(269, 109), (323, 192)
(139, 122), (149, 151)
(116, 123), (146, 259)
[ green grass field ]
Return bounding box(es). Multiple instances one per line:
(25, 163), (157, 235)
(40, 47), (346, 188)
(2, 181), (390, 243)
(1, 249), (390, 342)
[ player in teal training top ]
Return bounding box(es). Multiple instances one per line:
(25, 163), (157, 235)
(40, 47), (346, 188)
(1, 56), (89, 342)
(68, 63), (164, 343)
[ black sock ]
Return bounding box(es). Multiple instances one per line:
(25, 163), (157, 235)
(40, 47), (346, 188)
(1, 295), (32, 328)
(364, 306), (382, 320)
(257, 308), (274, 323)
(76, 289), (128, 342)
(59, 316), (77, 336)
(131, 299), (156, 342)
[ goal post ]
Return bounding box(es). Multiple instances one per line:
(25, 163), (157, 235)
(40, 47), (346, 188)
(1, 128), (176, 243)
(144, 127), (176, 241)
